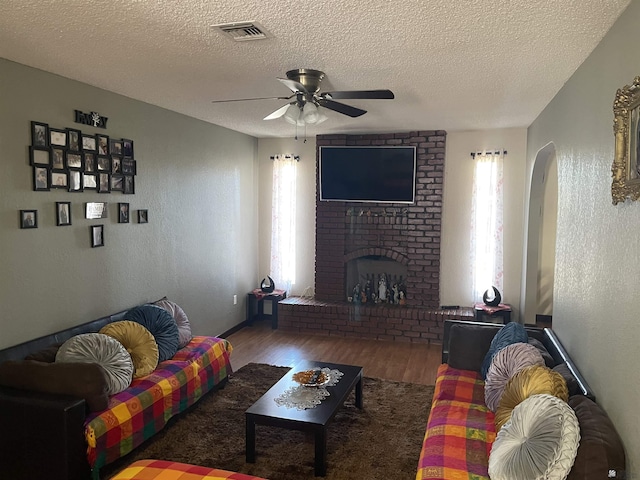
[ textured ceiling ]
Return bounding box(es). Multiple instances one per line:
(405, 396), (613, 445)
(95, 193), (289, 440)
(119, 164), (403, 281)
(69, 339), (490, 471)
(0, 0), (631, 138)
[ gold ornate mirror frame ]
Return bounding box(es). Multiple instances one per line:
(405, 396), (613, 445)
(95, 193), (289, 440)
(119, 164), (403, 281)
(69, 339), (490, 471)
(612, 76), (640, 204)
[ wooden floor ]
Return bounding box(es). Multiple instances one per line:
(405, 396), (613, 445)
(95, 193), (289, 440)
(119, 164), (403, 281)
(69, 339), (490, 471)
(225, 319), (442, 385)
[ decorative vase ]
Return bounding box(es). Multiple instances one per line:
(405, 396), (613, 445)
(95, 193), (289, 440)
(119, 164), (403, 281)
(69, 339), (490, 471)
(483, 286), (502, 307)
(260, 276), (275, 293)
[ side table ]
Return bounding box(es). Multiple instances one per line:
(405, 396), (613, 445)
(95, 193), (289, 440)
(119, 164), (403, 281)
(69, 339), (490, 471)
(247, 289), (286, 329)
(474, 303), (512, 323)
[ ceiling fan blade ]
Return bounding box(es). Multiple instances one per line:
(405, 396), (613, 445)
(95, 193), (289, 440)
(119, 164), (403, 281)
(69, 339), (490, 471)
(211, 95), (292, 103)
(322, 89), (395, 100)
(263, 103), (291, 120)
(318, 99), (367, 118)
(277, 77), (308, 94)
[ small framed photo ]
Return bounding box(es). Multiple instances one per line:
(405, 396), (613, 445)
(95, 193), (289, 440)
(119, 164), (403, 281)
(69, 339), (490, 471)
(123, 175), (135, 194)
(83, 173), (97, 190)
(66, 153), (83, 170)
(111, 174), (124, 191)
(51, 147), (65, 169)
(68, 170), (83, 192)
(50, 128), (67, 148)
(97, 134), (109, 155)
(30, 146), (51, 166)
(98, 172), (110, 193)
(33, 166), (50, 191)
(111, 155), (122, 174)
(91, 225), (104, 248)
(82, 134), (97, 152)
(122, 139), (134, 157)
(84, 153), (96, 173)
(122, 158), (136, 175)
(110, 138), (123, 155)
(31, 121), (49, 147)
(67, 128), (82, 152)
(118, 203), (130, 223)
(97, 155), (111, 172)
(51, 171), (68, 189)
(56, 202), (71, 226)
(20, 210), (38, 229)
(137, 209), (148, 224)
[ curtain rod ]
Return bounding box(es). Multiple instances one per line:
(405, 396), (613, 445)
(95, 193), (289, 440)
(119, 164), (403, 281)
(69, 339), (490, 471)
(470, 150), (507, 158)
(270, 155), (300, 161)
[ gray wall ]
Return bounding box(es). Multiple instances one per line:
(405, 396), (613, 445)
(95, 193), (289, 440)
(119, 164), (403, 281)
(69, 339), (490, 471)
(0, 59), (259, 349)
(527, 0), (640, 472)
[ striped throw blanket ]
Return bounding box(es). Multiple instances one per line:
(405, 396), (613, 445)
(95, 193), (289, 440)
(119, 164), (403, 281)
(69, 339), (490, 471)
(85, 336), (232, 473)
(110, 459), (267, 480)
(416, 363), (496, 480)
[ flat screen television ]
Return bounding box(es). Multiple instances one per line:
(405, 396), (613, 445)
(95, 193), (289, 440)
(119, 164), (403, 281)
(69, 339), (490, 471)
(319, 146), (416, 203)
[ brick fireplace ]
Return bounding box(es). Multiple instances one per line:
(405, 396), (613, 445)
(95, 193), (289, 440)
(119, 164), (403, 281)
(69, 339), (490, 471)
(279, 131), (472, 343)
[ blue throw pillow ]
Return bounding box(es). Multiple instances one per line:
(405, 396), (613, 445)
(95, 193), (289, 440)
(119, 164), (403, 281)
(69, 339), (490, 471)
(480, 322), (528, 379)
(124, 304), (179, 362)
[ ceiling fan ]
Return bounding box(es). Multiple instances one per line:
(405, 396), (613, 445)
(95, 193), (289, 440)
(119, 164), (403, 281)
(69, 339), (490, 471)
(211, 68), (394, 126)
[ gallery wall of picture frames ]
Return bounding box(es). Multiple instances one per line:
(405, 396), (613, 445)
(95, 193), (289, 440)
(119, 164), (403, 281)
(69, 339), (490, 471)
(30, 121), (137, 194)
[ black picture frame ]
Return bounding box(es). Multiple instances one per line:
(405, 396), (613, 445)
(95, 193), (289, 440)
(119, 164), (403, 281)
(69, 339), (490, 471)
(123, 175), (135, 194)
(33, 166), (50, 191)
(51, 147), (66, 170)
(122, 139), (134, 157)
(68, 170), (83, 192)
(122, 158), (136, 175)
(97, 134), (109, 155)
(91, 225), (104, 248)
(51, 171), (68, 189)
(83, 153), (96, 173)
(109, 138), (123, 155)
(50, 128), (68, 148)
(31, 121), (49, 147)
(82, 134), (97, 152)
(30, 146), (51, 167)
(137, 209), (148, 224)
(67, 128), (82, 152)
(97, 155), (111, 172)
(111, 174), (124, 192)
(83, 173), (97, 190)
(111, 155), (122, 174)
(56, 202), (71, 226)
(118, 202), (130, 223)
(97, 173), (110, 193)
(20, 210), (38, 229)
(66, 152), (83, 170)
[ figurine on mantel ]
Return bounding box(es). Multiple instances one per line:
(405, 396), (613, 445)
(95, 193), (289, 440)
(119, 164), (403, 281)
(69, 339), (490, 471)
(378, 275), (387, 303)
(352, 283), (362, 304)
(392, 283), (400, 304)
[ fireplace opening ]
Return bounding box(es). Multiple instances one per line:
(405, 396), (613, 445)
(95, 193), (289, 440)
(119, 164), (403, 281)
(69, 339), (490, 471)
(345, 255), (408, 305)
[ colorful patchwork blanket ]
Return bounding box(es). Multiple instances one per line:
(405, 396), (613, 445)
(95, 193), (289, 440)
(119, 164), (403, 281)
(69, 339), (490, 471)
(110, 459), (267, 480)
(415, 363), (496, 480)
(85, 336), (232, 473)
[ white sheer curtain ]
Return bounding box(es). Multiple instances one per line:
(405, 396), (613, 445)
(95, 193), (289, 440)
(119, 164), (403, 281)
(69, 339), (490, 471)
(470, 150), (504, 303)
(270, 154), (297, 294)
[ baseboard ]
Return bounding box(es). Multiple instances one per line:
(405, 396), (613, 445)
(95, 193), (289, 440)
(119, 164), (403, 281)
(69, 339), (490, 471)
(219, 320), (250, 338)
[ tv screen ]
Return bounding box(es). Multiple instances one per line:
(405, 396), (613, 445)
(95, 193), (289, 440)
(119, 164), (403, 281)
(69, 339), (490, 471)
(319, 146), (416, 203)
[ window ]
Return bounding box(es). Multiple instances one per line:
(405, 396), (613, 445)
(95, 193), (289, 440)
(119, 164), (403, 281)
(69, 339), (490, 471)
(270, 155), (297, 293)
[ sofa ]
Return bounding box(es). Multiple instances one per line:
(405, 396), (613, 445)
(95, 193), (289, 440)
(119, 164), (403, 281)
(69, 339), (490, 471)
(0, 300), (233, 480)
(416, 319), (626, 480)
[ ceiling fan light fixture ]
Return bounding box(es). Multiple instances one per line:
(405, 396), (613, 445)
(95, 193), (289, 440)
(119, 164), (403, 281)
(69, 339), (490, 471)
(302, 102), (319, 124)
(283, 103), (301, 125)
(315, 108), (328, 124)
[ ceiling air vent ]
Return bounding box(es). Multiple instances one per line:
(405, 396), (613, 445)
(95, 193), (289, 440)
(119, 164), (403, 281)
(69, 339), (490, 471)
(212, 21), (271, 42)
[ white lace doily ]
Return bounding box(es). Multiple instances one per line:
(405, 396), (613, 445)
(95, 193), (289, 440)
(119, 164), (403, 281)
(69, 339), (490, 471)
(274, 368), (344, 410)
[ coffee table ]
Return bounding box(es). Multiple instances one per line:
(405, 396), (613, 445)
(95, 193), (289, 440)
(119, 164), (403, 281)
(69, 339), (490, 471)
(245, 360), (363, 476)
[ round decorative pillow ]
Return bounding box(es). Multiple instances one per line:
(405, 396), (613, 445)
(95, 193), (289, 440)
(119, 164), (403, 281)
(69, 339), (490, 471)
(484, 342), (545, 412)
(124, 304), (179, 362)
(495, 365), (569, 431)
(489, 394), (580, 480)
(99, 321), (159, 378)
(153, 298), (193, 348)
(55, 333), (133, 395)
(481, 322), (528, 379)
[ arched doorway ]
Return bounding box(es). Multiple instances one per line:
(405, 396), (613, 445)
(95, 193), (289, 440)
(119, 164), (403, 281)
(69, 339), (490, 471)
(523, 143), (557, 326)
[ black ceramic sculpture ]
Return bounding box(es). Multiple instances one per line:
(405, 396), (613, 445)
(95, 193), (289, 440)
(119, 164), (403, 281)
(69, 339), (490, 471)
(482, 286), (502, 307)
(260, 276), (275, 293)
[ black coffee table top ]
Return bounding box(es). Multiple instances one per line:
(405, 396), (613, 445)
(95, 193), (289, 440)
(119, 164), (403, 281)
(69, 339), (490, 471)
(245, 360), (363, 427)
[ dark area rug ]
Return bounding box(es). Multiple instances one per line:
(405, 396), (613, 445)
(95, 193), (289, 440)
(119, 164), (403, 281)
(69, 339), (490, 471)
(101, 363), (434, 480)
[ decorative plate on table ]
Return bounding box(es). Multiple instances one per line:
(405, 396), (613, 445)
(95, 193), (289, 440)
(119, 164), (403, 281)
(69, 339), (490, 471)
(292, 369), (330, 387)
